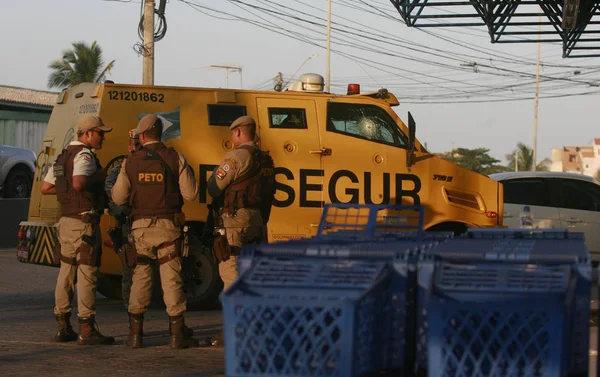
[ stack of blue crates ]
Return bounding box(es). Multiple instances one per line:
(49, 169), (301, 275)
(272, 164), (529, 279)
(224, 203), (591, 377)
(226, 204), (452, 376)
(419, 228), (591, 377)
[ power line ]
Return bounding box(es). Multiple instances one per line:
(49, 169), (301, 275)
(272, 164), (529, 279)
(118, 0), (600, 102)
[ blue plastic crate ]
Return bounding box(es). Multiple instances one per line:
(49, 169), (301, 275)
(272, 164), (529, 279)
(315, 203), (425, 240)
(428, 294), (571, 377)
(221, 257), (392, 377)
(236, 238), (449, 373)
(418, 232), (591, 377)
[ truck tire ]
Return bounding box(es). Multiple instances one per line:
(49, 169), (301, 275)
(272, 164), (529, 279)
(4, 168), (33, 198)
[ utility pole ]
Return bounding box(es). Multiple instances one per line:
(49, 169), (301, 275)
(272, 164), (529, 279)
(515, 150), (519, 172)
(326, 0), (331, 93)
(532, 10), (541, 171)
(210, 65), (242, 88)
(143, 0), (155, 86)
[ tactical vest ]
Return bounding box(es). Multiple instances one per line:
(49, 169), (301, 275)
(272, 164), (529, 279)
(222, 144), (276, 222)
(125, 143), (183, 220)
(54, 144), (102, 216)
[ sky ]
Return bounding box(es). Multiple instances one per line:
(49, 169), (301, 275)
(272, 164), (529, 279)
(1, 0), (599, 166)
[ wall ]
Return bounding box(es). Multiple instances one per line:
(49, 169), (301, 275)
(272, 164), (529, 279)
(0, 119), (47, 152)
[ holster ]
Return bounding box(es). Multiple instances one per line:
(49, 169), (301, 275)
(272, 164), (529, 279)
(212, 234), (231, 262)
(77, 233), (101, 267)
(107, 225), (124, 253)
(118, 242), (138, 269)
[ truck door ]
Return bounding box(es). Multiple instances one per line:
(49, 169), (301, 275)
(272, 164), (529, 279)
(256, 98), (322, 240)
(320, 101), (415, 208)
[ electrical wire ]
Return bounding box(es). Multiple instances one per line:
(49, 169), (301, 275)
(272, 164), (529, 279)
(106, 0), (600, 103)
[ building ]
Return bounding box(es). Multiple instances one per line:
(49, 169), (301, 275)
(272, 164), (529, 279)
(551, 139), (600, 178)
(0, 85), (58, 153)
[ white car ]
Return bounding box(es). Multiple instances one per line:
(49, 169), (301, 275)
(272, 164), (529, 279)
(489, 171), (600, 264)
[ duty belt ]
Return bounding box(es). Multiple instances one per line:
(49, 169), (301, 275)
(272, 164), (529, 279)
(63, 212), (100, 224)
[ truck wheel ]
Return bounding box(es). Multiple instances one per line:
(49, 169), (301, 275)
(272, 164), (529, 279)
(181, 240), (223, 310)
(4, 169), (32, 198)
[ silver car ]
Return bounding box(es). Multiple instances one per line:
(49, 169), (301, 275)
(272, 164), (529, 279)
(489, 171), (600, 264)
(0, 144), (36, 198)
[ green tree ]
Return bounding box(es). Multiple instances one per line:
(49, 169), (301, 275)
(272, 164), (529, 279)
(441, 148), (508, 174)
(47, 41), (115, 89)
(505, 142), (551, 171)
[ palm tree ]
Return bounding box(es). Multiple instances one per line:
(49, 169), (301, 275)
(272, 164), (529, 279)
(505, 142), (551, 171)
(47, 41), (115, 89)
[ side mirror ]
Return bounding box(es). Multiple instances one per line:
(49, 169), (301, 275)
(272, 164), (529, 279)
(406, 112), (416, 168)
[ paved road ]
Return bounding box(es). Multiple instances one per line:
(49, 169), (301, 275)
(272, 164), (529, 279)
(1, 248), (598, 377)
(0, 249), (225, 377)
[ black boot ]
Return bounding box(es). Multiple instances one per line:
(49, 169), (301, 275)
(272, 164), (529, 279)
(169, 315), (200, 349)
(54, 312), (78, 342)
(77, 315), (115, 345)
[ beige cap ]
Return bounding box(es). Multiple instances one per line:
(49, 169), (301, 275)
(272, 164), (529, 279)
(76, 116), (112, 133)
(135, 114), (162, 134)
(230, 115), (256, 131)
(128, 128), (139, 139)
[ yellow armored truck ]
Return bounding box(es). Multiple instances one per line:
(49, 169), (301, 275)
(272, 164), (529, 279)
(16, 73), (503, 307)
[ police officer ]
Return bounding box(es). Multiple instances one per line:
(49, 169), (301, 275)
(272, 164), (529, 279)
(111, 114), (200, 349)
(40, 115), (115, 345)
(207, 115), (275, 347)
(105, 128), (141, 314)
(207, 115), (271, 290)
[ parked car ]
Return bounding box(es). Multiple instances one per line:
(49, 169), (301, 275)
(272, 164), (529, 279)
(489, 171), (600, 264)
(0, 144), (36, 198)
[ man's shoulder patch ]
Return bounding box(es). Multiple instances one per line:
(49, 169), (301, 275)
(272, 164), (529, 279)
(216, 168), (227, 180)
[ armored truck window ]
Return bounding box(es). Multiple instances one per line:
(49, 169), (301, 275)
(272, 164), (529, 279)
(326, 103), (407, 148)
(207, 104), (247, 126)
(268, 108), (307, 129)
